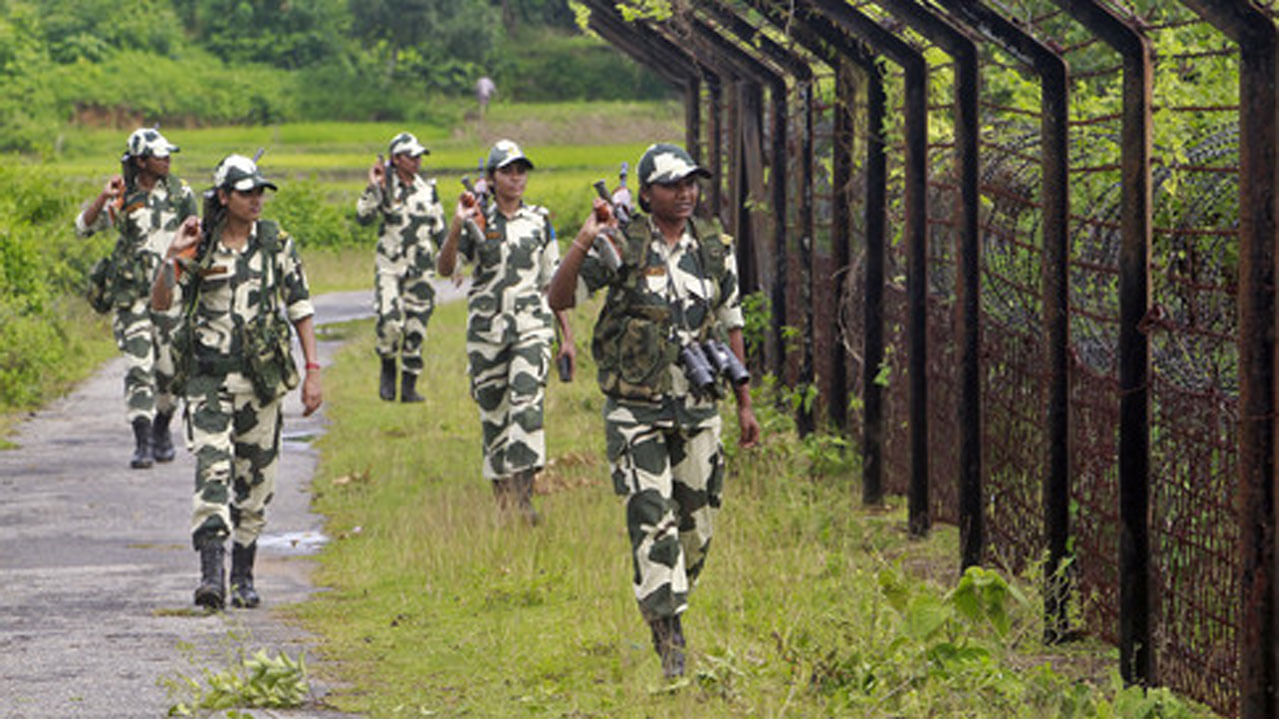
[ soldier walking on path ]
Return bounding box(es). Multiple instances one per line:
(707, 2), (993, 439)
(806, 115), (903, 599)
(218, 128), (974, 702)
(151, 154), (323, 610)
(357, 132), (447, 403)
(547, 143), (761, 679)
(76, 127), (198, 469)
(437, 139), (575, 524)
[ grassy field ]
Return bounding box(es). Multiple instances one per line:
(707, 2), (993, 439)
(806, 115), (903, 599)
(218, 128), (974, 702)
(293, 301), (1202, 718)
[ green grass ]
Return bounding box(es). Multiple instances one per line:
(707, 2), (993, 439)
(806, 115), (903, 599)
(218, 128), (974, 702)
(291, 299), (1208, 717)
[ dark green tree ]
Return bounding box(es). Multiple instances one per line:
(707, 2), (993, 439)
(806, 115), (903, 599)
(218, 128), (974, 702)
(176, 0), (351, 69)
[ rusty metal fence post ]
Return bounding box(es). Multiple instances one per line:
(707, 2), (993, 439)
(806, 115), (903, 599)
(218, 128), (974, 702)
(874, 0), (983, 569)
(1171, 2), (1279, 713)
(1051, 0), (1156, 686)
(806, 0), (931, 536)
(701, 1), (817, 406)
(934, 0), (1073, 648)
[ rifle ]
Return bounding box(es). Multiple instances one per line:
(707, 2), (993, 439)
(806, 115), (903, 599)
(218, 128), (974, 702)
(590, 179), (627, 270)
(376, 153), (394, 210)
(460, 176), (489, 239)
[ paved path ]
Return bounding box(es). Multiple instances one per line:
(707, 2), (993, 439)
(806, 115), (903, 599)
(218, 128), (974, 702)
(0, 283), (464, 717)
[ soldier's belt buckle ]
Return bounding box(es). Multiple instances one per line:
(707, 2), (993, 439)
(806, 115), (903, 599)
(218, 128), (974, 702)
(485, 230), (501, 240)
(200, 265), (230, 277)
(645, 266), (667, 276)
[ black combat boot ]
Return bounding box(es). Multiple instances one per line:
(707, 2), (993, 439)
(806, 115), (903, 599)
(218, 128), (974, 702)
(193, 537), (226, 610)
(400, 371), (424, 403)
(152, 410), (175, 463)
(379, 356), (397, 401)
(649, 615), (686, 679)
(513, 470), (541, 526)
(130, 417), (153, 469)
(229, 541), (261, 608)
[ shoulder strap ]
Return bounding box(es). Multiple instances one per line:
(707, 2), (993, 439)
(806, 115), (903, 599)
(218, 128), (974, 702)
(257, 219), (281, 253)
(691, 216), (728, 279)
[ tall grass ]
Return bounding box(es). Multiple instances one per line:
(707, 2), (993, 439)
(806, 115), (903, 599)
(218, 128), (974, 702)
(294, 301), (1207, 717)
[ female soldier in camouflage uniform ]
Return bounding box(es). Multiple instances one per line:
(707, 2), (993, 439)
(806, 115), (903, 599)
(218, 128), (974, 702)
(76, 128), (197, 468)
(437, 139), (575, 524)
(548, 143), (761, 678)
(152, 154), (322, 610)
(355, 132), (447, 403)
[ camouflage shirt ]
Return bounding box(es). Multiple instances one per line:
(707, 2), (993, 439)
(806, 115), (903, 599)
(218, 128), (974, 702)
(458, 202), (559, 345)
(77, 176), (199, 297)
(177, 220), (314, 362)
(356, 173), (447, 276)
(578, 215), (744, 426)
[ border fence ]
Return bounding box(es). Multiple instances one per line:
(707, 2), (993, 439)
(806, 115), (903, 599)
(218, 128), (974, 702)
(584, 1), (1276, 716)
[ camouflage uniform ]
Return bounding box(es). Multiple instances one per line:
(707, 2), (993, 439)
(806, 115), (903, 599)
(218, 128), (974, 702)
(577, 213), (744, 623)
(77, 169), (197, 425)
(356, 140), (446, 377)
(175, 220), (314, 550)
(457, 202), (560, 481)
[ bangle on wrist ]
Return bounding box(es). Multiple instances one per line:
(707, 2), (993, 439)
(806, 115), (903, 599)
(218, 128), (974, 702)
(305, 362), (322, 371)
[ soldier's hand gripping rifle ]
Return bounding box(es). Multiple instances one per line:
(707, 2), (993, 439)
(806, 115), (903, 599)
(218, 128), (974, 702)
(460, 175), (489, 240)
(375, 153), (395, 211)
(590, 179), (627, 271)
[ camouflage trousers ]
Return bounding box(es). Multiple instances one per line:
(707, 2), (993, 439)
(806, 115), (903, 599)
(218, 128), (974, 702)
(187, 372), (281, 550)
(467, 334), (550, 480)
(606, 407), (725, 621)
(374, 268), (436, 376)
(112, 297), (179, 423)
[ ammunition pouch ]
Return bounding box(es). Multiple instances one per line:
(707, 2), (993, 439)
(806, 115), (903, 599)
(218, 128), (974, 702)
(85, 244), (147, 314)
(242, 310), (299, 405)
(85, 256), (115, 314)
(243, 220), (299, 404)
(593, 303), (679, 400)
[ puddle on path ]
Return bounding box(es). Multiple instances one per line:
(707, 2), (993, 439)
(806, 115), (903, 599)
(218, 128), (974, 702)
(256, 530), (329, 555)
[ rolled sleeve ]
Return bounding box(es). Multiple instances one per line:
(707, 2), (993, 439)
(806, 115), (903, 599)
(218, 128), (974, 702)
(716, 238), (744, 330)
(75, 207), (111, 239)
(355, 185), (383, 226)
(277, 232), (315, 322)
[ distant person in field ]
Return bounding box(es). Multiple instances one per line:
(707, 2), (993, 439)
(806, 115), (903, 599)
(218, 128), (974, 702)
(437, 139), (575, 525)
(547, 143), (761, 680)
(151, 153), (322, 611)
(76, 127), (197, 470)
(476, 75), (496, 119)
(356, 132), (447, 403)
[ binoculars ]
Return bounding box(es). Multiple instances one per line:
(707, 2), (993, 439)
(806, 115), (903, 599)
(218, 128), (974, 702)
(678, 338), (751, 399)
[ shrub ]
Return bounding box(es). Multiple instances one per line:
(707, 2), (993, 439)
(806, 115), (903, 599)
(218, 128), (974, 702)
(270, 178), (373, 251)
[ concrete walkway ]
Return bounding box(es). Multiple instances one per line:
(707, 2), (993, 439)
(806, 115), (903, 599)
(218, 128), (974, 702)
(0, 283), (463, 718)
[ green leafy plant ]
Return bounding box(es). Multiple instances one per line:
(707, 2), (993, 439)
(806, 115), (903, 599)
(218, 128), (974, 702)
(162, 647), (311, 717)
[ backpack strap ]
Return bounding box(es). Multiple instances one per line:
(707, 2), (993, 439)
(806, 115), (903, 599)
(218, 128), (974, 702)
(691, 216), (729, 281)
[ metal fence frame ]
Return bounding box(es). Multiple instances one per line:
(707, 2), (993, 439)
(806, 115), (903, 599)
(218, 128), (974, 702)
(584, 0), (1276, 714)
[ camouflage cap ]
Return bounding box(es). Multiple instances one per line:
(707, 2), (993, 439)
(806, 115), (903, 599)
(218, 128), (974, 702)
(388, 132), (428, 157)
(126, 127), (179, 159)
(486, 139), (533, 172)
(636, 143), (709, 185)
(212, 154), (278, 192)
